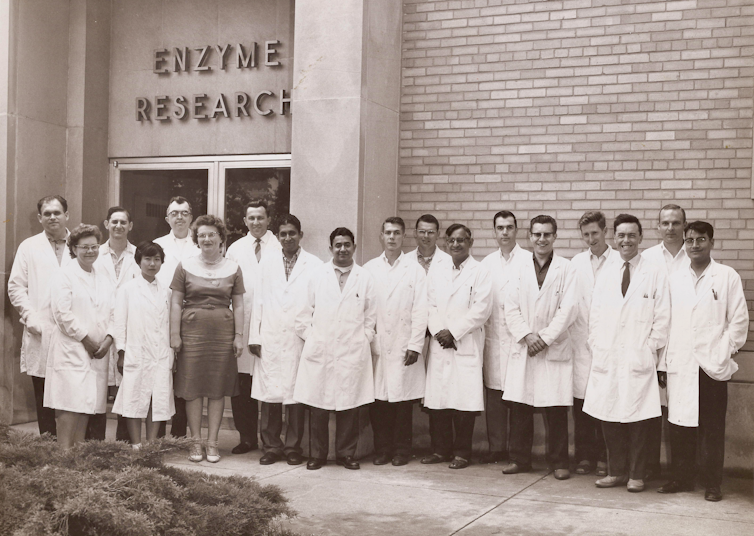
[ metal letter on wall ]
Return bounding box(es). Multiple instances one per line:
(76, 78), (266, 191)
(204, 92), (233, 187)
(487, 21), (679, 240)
(279, 89), (291, 115)
(236, 43), (256, 69)
(136, 98), (150, 121)
(174, 47), (189, 72)
(212, 94), (229, 118)
(174, 96), (187, 120)
(215, 44), (231, 70)
(254, 91), (273, 116)
(193, 94), (208, 119)
(153, 49), (169, 74)
(264, 40), (280, 66)
(234, 92), (250, 117)
(155, 96), (170, 121)
(194, 46), (212, 71)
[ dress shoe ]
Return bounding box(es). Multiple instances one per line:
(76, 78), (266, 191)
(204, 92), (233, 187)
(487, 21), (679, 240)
(231, 441), (257, 455)
(188, 441), (204, 463)
(373, 453), (392, 466)
(306, 458), (326, 470)
(392, 454), (410, 466)
(449, 456), (470, 469)
(502, 462), (530, 475)
(595, 475), (629, 488)
(575, 460), (593, 475)
(421, 453), (453, 464)
(286, 451), (304, 465)
(595, 461), (608, 477)
(657, 480), (695, 494)
(705, 486), (723, 502)
(259, 451), (282, 465)
(627, 479), (645, 492)
(205, 440), (221, 463)
(336, 456), (360, 470)
(553, 469), (570, 480)
(479, 451), (507, 464)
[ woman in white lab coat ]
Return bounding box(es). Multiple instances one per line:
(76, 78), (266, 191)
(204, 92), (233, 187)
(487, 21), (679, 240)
(43, 224), (115, 449)
(112, 241), (175, 447)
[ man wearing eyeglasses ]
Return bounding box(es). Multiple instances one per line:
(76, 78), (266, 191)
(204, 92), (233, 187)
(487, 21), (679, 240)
(154, 196), (200, 438)
(657, 222), (748, 502)
(406, 214), (452, 275)
(501, 215), (578, 480)
(422, 224), (493, 470)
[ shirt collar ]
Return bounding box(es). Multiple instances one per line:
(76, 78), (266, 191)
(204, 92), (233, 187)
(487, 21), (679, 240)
(102, 239), (135, 255)
(499, 243), (520, 261)
(660, 241), (687, 260)
(590, 245), (611, 261)
(169, 230), (191, 242)
(533, 251), (554, 270)
(284, 247), (301, 261)
(251, 230), (271, 244)
(416, 247), (436, 261)
(334, 262), (354, 273)
(624, 253), (642, 268)
(452, 256), (470, 271)
(381, 251), (404, 266)
(45, 229), (70, 243)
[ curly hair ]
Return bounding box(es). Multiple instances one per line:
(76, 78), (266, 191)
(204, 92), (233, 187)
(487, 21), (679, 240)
(67, 224), (102, 258)
(191, 214), (227, 245)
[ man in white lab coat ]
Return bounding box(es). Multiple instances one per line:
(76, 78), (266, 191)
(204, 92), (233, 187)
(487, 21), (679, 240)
(227, 200), (282, 454)
(480, 211), (532, 464)
(249, 214), (321, 466)
(405, 214), (451, 276)
(364, 217), (428, 466)
(502, 215), (578, 480)
(569, 211), (620, 477)
(154, 196), (200, 438)
(8, 195), (72, 437)
(641, 203), (688, 480)
(657, 222), (749, 502)
(293, 227), (377, 470)
(584, 214), (670, 493)
(422, 224), (493, 470)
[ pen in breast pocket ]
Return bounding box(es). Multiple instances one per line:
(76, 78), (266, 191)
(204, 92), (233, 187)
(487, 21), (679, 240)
(712, 289), (718, 300)
(469, 286), (473, 308)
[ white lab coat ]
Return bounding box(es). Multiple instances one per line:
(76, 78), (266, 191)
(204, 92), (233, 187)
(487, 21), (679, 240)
(364, 252), (428, 402)
(480, 244), (533, 392)
(250, 248), (322, 404)
(95, 241), (140, 387)
(111, 276), (175, 421)
(153, 230), (200, 288)
(569, 246), (621, 399)
(583, 256), (670, 423)
(43, 262), (115, 414)
(8, 231), (73, 377)
(662, 260), (749, 427)
(425, 256), (493, 412)
(227, 230), (282, 375)
(404, 247), (452, 277)
(503, 254), (578, 407)
(293, 261), (377, 411)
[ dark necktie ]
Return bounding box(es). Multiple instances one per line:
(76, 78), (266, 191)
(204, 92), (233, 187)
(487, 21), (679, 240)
(621, 261), (630, 297)
(255, 238), (261, 262)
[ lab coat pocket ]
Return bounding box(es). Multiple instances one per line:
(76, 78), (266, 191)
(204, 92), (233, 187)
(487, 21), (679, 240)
(590, 348), (610, 374)
(545, 332), (571, 362)
(710, 299), (726, 326)
(629, 345), (656, 374)
(707, 332), (734, 379)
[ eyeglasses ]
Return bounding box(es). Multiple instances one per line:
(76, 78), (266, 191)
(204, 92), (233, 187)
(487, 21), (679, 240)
(416, 230), (437, 237)
(75, 245), (99, 252)
(168, 210), (191, 218)
(531, 233), (554, 240)
(197, 232), (219, 239)
(446, 237), (469, 245)
(684, 237), (708, 246)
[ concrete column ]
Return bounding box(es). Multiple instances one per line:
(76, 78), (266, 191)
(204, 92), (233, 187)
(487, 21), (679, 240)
(289, 0), (403, 263)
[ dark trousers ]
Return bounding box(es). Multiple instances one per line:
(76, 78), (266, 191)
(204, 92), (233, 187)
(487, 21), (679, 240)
(645, 404), (668, 475)
(157, 395), (186, 438)
(31, 376), (56, 437)
(573, 397), (607, 463)
(260, 402), (305, 456)
(509, 402), (569, 470)
(230, 373), (259, 446)
(309, 406), (360, 460)
(602, 418), (653, 480)
(85, 413), (107, 440)
(428, 409), (476, 460)
(369, 399), (415, 457)
(669, 369), (728, 488)
(484, 388), (509, 454)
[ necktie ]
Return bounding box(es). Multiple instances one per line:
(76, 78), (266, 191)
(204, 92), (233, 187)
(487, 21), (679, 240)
(255, 238), (261, 262)
(621, 261), (630, 297)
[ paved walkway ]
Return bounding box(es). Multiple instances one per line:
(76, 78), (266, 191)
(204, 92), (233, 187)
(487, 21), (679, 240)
(12, 422), (754, 535)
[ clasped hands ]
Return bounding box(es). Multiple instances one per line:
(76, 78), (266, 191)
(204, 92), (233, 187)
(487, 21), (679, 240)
(82, 334), (113, 360)
(435, 329), (457, 350)
(524, 333), (547, 357)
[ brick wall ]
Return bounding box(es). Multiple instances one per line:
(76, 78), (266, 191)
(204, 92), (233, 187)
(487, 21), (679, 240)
(399, 0), (754, 353)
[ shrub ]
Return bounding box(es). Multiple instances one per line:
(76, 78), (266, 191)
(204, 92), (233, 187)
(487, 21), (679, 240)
(0, 425), (299, 536)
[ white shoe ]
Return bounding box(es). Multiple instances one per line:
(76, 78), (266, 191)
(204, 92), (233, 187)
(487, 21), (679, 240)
(206, 440), (221, 463)
(131, 443), (142, 451)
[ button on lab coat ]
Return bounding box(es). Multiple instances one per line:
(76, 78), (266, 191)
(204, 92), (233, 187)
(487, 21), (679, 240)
(8, 232), (73, 377)
(662, 260), (749, 427)
(43, 262), (115, 415)
(583, 256), (670, 423)
(293, 262), (377, 411)
(111, 276), (175, 421)
(503, 254), (578, 407)
(424, 256), (493, 412)
(250, 248), (322, 405)
(364, 252), (428, 402)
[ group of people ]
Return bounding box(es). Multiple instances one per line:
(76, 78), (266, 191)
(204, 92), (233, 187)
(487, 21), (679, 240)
(8, 195), (748, 504)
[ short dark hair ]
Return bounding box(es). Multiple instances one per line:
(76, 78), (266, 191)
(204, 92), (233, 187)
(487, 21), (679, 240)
(493, 211), (517, 229)
(578, 211), (606, 230)
(167, 196), (192, 214)
(134, 241), (165, 264)
(244, 200), (269, 218)
(329, 227), (355, 246)
(37, 195), (68, 214)
(191, 214), (228, 245)
(382, 216), (406, 233)
(659, 204), (686, 223)
(106, 206), (132, 223)
(415, 214), (440, 231)
(685, 220), (714, 240)
(67, 224), (101, 258)
(445, 223), (472, 238)
(276, 214), (302, 234)
(613, 214), (643, 235)
(530, 215), (557, 234)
